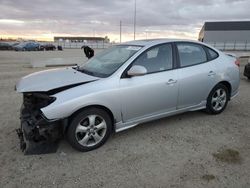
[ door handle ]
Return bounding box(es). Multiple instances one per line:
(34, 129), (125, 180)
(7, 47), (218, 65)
(166, 79), (177, 85)
(208, 71), (216, 76)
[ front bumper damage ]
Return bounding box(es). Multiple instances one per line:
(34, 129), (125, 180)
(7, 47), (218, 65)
(16, 93), (65, 155)
(16, 112), (61, 155)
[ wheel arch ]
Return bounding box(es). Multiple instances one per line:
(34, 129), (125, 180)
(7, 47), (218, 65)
(218, 81), (232, 99)
(209, 81), (232, 100)
(64, 105), (115, 133)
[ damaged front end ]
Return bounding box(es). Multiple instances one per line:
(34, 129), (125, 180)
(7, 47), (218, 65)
(16, 93), (64, 155)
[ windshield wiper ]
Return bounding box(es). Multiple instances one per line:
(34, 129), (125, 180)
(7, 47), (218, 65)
(73, 67), (107, 78)
(78, 68), (96, 76)
(72, 65), (80, 70)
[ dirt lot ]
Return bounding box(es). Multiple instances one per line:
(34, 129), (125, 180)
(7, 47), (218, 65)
(0, 50), (250, 188)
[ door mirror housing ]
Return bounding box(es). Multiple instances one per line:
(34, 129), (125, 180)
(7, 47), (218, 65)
(127, 65), (147, 77)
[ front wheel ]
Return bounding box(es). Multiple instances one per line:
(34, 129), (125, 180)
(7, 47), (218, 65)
(67, 108), (112, 152)
(206, 84), (229, 114)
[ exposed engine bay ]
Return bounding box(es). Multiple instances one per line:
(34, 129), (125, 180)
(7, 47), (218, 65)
(15, 66), (99, 155)
(16, 92), (66, 155)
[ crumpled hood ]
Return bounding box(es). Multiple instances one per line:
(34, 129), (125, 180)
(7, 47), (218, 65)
(16, 67), (99, 93)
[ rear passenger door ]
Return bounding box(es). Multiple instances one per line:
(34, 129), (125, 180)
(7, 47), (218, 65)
(176, 42), (216, 109)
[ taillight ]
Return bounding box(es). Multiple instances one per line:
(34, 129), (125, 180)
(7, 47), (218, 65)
(235, 59), (240, 67)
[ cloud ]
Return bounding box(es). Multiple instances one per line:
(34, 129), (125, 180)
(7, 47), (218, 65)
(0, 0), (249, 41)
(0, 19), (25, 24)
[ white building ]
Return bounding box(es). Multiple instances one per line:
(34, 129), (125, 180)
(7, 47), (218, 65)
(198, 21), (250, 50)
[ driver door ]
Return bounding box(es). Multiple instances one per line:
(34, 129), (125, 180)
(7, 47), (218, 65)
(119, 43), (179, 122)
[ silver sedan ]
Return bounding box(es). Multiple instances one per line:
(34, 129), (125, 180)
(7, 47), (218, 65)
(16, 39), (240, 153)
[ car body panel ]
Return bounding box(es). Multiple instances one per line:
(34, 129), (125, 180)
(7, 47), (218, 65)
(177, 62), (216, 109)
(209, 53), (240, 97)
(16, 67), (99, 92)
(41, 77), (122, 122)
(119, 69), (178, 122)
(115, 100), (206, 132)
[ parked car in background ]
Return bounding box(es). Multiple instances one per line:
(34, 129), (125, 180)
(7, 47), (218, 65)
(40, 44), (56, 51)
(11, 42), (20, 48)
(244, 60), (250, 79)
(15, 39), (240, 154)
(57, 45), (63, 51)
(0, 42), (13, 50)
(14, 42), (40, 51)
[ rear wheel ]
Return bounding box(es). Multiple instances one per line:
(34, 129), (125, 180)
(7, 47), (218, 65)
(206, 84), (229, 114)
(67, 108), (112, 152)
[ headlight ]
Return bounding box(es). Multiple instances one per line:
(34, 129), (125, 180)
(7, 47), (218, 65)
(23, 93), (56, 109)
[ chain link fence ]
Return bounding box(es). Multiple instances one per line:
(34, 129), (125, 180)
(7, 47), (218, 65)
(206, 41), (250, 51)
(54, 41), (250, 51)
(51, 41), (114, 49)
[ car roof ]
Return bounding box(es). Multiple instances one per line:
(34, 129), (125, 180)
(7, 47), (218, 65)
(122, 38), (202, 47)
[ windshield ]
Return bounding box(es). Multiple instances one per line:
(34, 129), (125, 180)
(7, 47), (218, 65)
(79, 45), (142, 77)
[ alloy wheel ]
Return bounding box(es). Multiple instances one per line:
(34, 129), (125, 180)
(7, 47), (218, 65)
(75, 115), (107, 147)
(211, 88), (227, 111)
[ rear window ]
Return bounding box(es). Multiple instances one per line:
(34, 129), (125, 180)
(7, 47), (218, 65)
(204, 46), (219, 60)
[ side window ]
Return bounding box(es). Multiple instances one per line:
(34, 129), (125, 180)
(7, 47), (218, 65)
(177, 43), (207, 67)
(133, 44), (173, 73)
(147, 48), (158, 59)
(205, 47), (219, 60)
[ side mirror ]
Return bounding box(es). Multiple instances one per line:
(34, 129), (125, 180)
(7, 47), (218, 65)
(127, 65), (147, 77)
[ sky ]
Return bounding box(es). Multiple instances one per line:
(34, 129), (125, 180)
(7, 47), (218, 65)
(0, 0), (249, 42)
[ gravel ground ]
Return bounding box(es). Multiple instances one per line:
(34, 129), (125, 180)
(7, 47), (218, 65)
(0, 50), (249, 188)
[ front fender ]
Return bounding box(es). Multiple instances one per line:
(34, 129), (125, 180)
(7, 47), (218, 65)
(41, 79), (121, 123)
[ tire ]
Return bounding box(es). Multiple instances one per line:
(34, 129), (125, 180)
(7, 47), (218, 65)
(67, 108), (112, 152)
(206, 84), (229, 114)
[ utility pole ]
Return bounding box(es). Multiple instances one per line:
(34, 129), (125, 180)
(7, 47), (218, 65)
(133, 0), (136, 40)
(120, 20), (122, 43)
